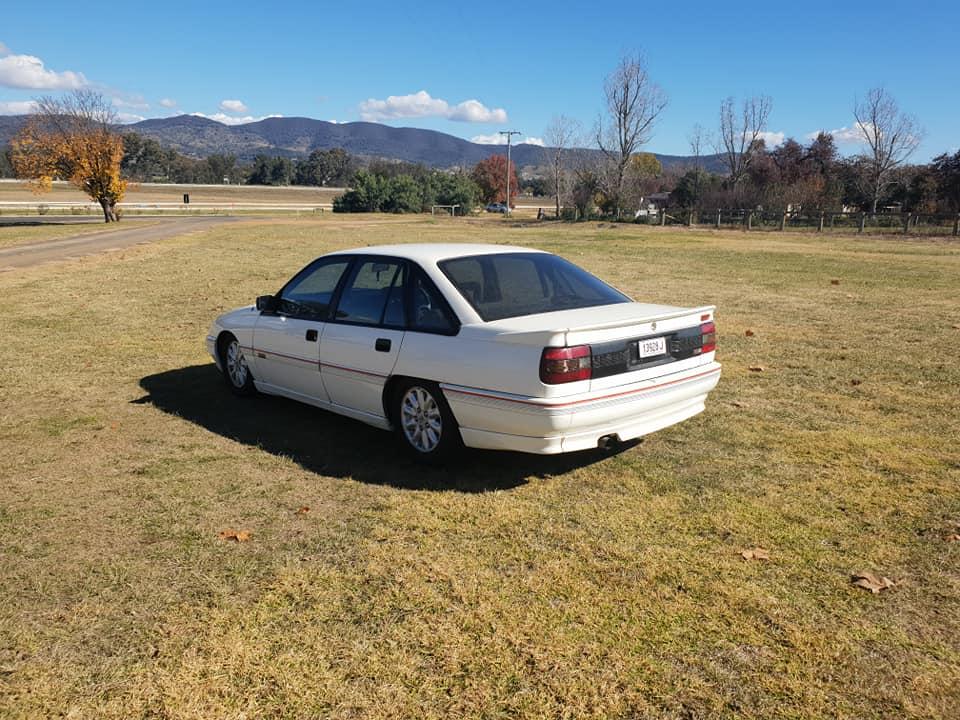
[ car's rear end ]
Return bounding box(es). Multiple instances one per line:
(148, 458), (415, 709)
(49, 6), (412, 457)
(535, 305), (720, 452)
(431, 250), (721, 454)
(441, 304), (720, 453)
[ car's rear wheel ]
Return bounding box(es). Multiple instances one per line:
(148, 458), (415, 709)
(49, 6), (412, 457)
(220, 333), (256, 396)
(393, 379), (461, 462)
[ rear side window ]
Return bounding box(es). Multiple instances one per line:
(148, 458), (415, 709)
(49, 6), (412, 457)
(439, 252), (630, 321)
(410, 270), (456, 333)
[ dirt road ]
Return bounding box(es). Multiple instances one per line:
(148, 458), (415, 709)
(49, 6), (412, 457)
(0, 216), (237, 270)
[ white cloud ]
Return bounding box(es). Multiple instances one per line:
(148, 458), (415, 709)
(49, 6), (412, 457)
(360, 90), (507, 123)
(159, 98), (177, 108)
(191, 111), (282, 126)
(471, 133), (543, 146)
(447, 98), (508, 123)
(0, 99), (38, 114)
(328, 119), (348, 124)
(0, 41), (9, 56)
(115, 112), (146, 124)
(0, 53), (87, 90)
(752, 130), (785, 147)
(219, 99), (249, 114)
(808, 123), (870, 145)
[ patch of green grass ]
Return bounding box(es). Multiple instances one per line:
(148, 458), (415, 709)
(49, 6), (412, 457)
(0, 218), (958, 718)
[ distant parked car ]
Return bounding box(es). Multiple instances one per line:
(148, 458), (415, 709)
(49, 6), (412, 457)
(207, 244), (720, 461)
(485, 203), (508, 213)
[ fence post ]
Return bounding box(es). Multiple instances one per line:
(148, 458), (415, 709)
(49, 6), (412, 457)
(902, 213), (911, 235)
(660, 209), (666, 226)
(818, 212), (825, 232)
(858, 212), (866, 233)
(779, 212), (787, 231)
(747, 211), (753, 231)
(687, 210), (694, 227)
(954, 213), (959, 236)
(716, 209), (721, 229)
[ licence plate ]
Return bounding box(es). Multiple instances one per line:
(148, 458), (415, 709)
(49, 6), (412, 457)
(638, 336), (667, 358)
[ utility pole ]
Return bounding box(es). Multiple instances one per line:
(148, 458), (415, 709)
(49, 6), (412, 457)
(499, 130), (521, 216)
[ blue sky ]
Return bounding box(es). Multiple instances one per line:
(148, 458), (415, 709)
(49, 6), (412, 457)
(2, 0), (956, 160)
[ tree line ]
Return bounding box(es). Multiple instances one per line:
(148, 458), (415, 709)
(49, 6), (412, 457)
(542, 60), (959, 218)
(118, 134), (359, 187)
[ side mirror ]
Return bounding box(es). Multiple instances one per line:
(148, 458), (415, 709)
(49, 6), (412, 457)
(256, 294), (278, 312)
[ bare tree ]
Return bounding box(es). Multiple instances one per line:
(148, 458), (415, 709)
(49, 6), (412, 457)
(596, 53), (667, 218)
(543, 115), (579, 218)
(686, 123), (706, 210)
(688, 123), (705, 172)
(853, 87), (922, 213)
(716, 95), (773, 187)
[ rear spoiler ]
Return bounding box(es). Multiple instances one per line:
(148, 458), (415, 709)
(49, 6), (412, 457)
(489, 305), (716, 346)
(547, 305), (715, 335)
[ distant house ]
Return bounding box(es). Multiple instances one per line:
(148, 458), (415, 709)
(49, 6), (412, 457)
(635, 191), (670, 217)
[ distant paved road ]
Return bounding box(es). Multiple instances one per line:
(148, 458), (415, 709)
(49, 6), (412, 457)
(0, 216), (237, 270)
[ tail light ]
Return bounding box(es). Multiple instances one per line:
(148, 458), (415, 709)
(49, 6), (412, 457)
(540, 345), (591, 384)
(701, 321), (717, 353)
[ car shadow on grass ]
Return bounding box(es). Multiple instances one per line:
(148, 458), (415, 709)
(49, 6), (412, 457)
(136, 364), (629, 493)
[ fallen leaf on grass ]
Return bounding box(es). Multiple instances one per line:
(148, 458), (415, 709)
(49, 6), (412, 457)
(748, 366), (765, 372)
(744, 329), (755, 337)
(741, 548), (770, 561)
(296, 506), (310, 515)
(851, 572), (895, 594)
(946, 534), (960, 543)
(218, 528), (251, 542)
(850, 379), (862, 386)
(731, 401), (749, 408)
(952, 324), (960, 330)
(831, 279), (840, 285)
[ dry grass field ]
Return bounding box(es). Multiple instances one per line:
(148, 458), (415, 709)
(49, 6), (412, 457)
(0, 216), (958, 718)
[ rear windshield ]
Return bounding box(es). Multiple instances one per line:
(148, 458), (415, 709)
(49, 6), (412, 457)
(438, 252), (630, 321)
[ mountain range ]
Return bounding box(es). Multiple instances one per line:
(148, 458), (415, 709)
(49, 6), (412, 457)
(0, 114), (725, 172)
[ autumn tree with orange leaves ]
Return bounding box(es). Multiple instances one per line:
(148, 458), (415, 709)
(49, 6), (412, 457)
(12, 90), (126, 223)
(470, 154), (520, 206)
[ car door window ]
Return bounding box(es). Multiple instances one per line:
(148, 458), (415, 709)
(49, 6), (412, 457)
(335, 260), (402, 325)
(279, 259), (350, 319)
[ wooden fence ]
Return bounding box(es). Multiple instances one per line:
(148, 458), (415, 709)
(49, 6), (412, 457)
(643, 209), (960, 236)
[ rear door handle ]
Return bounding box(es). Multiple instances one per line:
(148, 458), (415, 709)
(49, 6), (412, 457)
(305, 329), (318, 342)
(375, 338), (391, 352)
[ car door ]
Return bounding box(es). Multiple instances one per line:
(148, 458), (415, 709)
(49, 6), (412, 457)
(252, 256), (352, 403)
(319, 257), (407, 418)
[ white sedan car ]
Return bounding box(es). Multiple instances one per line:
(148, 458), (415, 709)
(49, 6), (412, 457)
(206, 244), (720, 460)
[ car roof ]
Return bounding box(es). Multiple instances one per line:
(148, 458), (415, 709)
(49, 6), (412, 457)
(325, 243), (548, 265)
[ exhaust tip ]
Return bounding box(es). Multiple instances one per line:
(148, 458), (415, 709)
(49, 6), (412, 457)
(598, 434), (620, 450)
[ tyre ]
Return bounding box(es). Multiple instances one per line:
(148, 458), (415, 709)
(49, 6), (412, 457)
(392, 379), (461, 462)
(219, 333), (256, 396)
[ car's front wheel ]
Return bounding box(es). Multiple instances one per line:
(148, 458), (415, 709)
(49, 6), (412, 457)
(219, 333), (256, 396)
(393, 379), (461, 462)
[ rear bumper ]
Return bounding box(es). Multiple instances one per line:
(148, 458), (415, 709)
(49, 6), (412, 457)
(443, 362), (721, 455)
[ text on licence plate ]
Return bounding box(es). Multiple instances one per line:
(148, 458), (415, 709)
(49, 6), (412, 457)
(638, 336), (667, 358)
